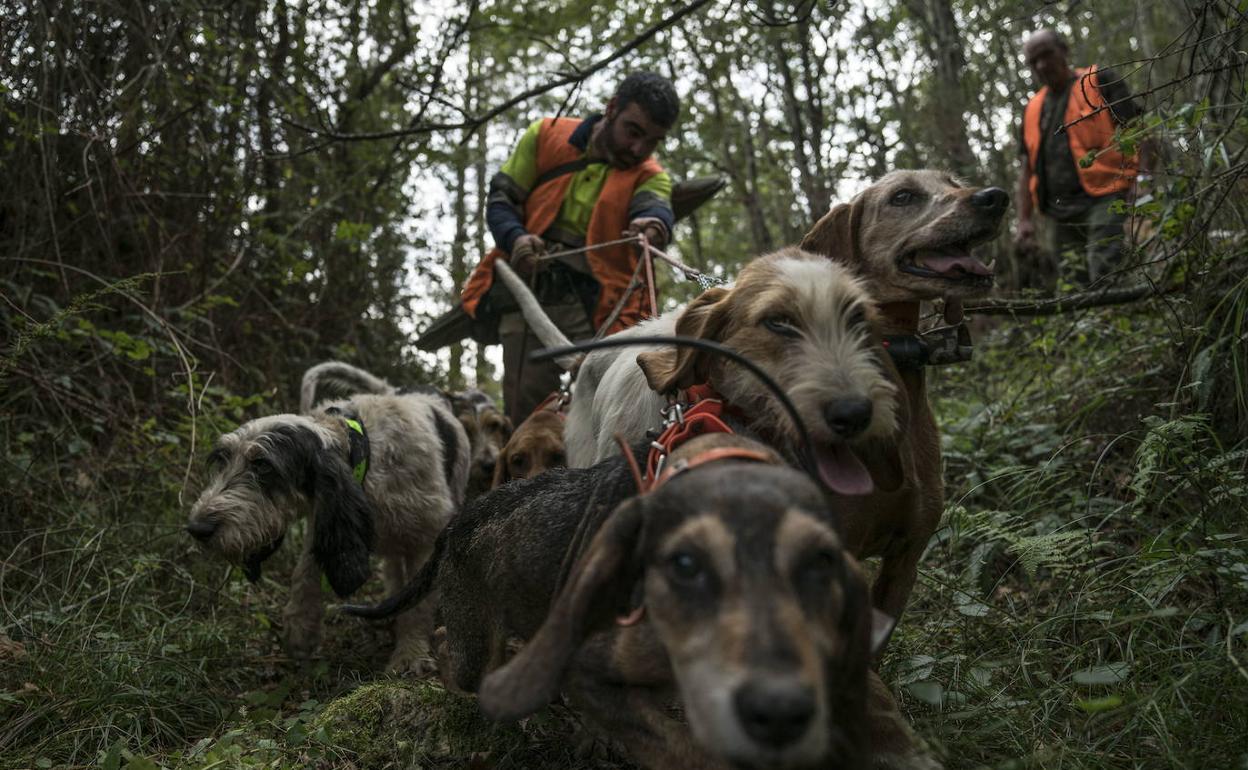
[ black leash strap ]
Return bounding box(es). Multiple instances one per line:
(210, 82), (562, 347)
(532, 158), (605, 191)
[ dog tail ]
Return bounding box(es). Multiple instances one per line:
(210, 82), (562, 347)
(300, 361), (393, 413)
(493, 259), (579, 371)
(339, 527), (448, 620)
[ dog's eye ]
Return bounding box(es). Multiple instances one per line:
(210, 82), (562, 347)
(250, 457), (279, 483)
(889, 189), (918, 206)
(763, 316), (801, 338)
(795, 549), (842, 589)
(667, 551), (706, 584)
(847, 306), (868, 329)
(510, 454), (527, 471)
(207, 448), (229, 469)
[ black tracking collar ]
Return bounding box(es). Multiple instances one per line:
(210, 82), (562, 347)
(883, 324), (974, 370)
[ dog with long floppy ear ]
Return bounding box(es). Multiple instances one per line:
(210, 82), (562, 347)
(477, 496), (645, 720)
(188, 391), (470, 673)
(476, 454), (907, 770)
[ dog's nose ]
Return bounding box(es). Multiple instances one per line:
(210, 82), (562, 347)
(824, 397), (873, 439)
(734, 679), (816, 748)
(186, 520), (217, 542)
(970, 186), (1010, 213)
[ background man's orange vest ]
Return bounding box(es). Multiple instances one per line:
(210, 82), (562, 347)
(1023, 65), (1138, 209)
(460, 117), (663, 336)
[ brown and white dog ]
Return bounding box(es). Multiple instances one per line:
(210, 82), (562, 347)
(565, 247), (900, 496)
(491, 407), (566, 487)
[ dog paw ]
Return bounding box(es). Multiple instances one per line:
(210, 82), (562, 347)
(281, 622), (322, 660)
(387, 642), (437, 676)
(388, 651), (437, 676)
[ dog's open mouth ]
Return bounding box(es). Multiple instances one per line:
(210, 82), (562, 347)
(814, 443), (873, 496)
(899, 239), (995, 285)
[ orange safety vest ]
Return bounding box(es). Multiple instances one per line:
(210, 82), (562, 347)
(1023, 65), (1138, 209)
(460, 117), (664, 336)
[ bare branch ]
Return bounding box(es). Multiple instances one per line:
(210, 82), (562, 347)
(282, 0), (715, 143)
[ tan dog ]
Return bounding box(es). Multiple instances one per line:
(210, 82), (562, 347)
(798, 169), (1009, 619)
(491, 408), (566, 486)
(452, 390), (514, 498)
(800, 169), (1006, 323)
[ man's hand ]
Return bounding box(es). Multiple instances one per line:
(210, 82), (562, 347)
(509, 234), (546, 276)
(624, 217), (668, 250)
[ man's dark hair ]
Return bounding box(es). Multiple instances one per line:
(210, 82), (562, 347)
(615, 71), (680, 128)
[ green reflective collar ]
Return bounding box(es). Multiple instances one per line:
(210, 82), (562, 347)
(325, 407), (370, 485)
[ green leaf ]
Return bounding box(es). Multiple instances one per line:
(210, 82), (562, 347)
(956, 601), (990, 617)
(905, 680), (944, 706)
(102, 739), (124, 770)
(1073, 662), (1130, 686)
(1076, 694), (1124, 713)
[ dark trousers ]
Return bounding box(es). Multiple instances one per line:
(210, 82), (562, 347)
(1046, 195), (1128, 284)
(499, 266), (596, 423)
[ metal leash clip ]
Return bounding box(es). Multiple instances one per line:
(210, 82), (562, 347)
(649, 441), (667, 482)
(660, 399), (686, 428)
(556, 370), (573, 410)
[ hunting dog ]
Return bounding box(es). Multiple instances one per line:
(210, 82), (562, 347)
(564, 247), (901, 496)
(348, 435), (928, 769)
(566, 174), (1008, 619)
(491, 406), (566, 486)
(299, 361), (512, 499)
(795, 169), (1008, 618)
(186, 391), (469, 672)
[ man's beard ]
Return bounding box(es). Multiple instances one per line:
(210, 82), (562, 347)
(601, 114), (640, 169)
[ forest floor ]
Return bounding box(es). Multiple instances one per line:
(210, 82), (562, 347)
(3, 295), (1247, 770)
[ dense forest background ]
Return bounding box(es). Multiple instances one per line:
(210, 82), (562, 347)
(3, 0), (1247, 768)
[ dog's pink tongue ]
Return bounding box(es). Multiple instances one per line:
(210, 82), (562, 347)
(916, 251), (993, 276)
(815, 444), (874, 496)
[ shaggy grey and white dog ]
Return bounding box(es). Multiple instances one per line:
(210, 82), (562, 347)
(187, 391), (469, 672)
(299, 361), (510, 499)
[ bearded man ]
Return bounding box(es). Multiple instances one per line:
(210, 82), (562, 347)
(461, 71), (679, 422)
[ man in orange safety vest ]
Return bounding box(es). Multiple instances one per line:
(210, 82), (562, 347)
(1016, 29), (1152, 286)
(461, 72), (679, 422)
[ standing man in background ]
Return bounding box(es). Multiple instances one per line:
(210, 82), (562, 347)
(460, 71), (678, 422)
(1016, 29), (1151, 286)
